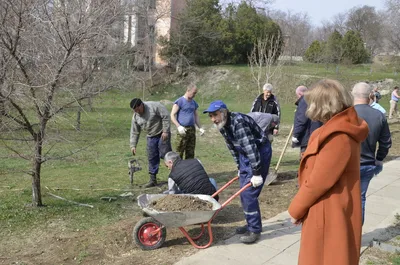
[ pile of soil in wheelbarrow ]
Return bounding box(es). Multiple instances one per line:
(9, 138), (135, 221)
(150, 195), (213, 212)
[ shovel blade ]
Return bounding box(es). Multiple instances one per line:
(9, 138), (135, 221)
(264, 172), (278, 186)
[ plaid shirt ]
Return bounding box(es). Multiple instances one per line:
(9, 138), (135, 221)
(219, 112), (268, 175)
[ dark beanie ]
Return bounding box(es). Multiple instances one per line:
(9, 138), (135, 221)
(130, 98), (142, 109)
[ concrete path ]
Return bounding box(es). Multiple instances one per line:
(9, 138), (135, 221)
(175, 158), (400, 265)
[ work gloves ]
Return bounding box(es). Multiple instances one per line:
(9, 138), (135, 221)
(250, 175), (263, 187)
(199, 128), (205, 136)
(374, 160), (383, 176)
(177, 126), (187, 135)
(291, 136), (300, 148)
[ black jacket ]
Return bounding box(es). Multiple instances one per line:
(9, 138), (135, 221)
(354, 104), (392, 165)
(293, 96), (323, 148)
(169, 158), (217, 199)
(250, 94), (280, 129)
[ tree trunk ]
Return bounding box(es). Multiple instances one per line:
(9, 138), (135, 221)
(76, 100), (82, 131)
(32, 133), (43, 206)
(87, 97), (92, 111)
(76, 108), (81, 131)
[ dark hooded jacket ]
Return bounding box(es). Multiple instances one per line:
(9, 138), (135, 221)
(293, 96), (323, 148)
(250, 93), (280, 130)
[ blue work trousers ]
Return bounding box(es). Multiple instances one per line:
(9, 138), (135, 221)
(147, 133), (172, 176)
(238, 142), (272, 233)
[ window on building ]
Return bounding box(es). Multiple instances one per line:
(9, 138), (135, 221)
(149, 0), (156, 9)
(149, 25), (155, 44)
(137, 15), (146, 40)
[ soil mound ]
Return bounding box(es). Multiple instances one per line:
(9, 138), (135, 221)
(150, 195), (213, 212)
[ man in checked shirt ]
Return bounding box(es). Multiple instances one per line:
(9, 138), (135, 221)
(203, 100), (272, 244)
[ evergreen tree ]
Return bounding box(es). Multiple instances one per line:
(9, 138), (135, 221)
(341, 30), (370, 64)
(160, 0), (283, 66)
(326, 30), (343, 64)
(304, 40), (324, 63)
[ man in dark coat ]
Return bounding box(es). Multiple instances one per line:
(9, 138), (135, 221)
(292, 86), (323, 154)
(250, 83), (280, 135)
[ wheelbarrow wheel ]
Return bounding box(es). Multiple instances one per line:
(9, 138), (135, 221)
(133, 217), (166, 250)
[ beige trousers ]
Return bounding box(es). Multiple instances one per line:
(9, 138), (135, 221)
(389, 100), (399, 119)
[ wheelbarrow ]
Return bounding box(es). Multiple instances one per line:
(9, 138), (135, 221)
(133, 176), (251, 250)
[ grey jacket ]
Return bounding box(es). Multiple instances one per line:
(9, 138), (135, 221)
(130, 101), (170, 148)
(246, 112), (279, 132)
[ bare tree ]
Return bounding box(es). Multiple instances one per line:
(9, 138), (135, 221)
(0, 0), (123, 206)
(382, 0), (400, 52)
(345, 5), (382, 54)
(248, 33), (283, 94)
(332, 12), (348, 35)
(311, 20), (335, 42)
(269, 10), (312, 57)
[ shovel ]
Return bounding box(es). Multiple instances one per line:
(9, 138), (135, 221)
(264, 125), (294, 186)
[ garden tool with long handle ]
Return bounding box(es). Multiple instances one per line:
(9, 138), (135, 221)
(264, 125), (294, 186)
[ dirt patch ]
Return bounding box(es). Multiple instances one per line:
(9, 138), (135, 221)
(150, 195), (213, 212)
(0, 178), (298, 265)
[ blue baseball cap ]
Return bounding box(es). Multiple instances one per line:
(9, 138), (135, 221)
(203, 100), (227, 114)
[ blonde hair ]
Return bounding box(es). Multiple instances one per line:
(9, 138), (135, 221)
(305, 79), (353, 123)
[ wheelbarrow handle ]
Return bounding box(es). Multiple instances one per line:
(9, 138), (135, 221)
(211, 176), (239, 198)
(220, 182), (252, 209)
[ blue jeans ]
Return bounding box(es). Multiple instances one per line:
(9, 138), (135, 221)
(360, 165), (376, 225)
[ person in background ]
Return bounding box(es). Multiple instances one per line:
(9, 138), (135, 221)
(288, 79), (369, 265)
(245, 112), (279, 143)
(163, 151), (218, 201)
(292, 85), (323, 155)
(389, 86), (400, 119)
(204, 100), (272, 244)
(373, 85), (382, 103)
(130, 98), (172, 188)
(369, 91), (386, 115)
(171, 83), (205, 159)
(352, 82), (392, 225)
(250, 83), (280, 135)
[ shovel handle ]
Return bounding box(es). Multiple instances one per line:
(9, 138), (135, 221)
(274, 125), (294, 171)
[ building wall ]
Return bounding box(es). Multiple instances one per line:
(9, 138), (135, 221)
(122, 0), (186, 67)
(154, 0), (172, 66)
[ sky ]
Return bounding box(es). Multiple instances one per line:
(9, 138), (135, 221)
(270, 0), (385, 26)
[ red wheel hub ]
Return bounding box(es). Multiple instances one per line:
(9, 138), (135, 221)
(138, 222), (162, 246)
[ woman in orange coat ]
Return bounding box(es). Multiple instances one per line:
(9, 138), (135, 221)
(288, 79), (369, 265)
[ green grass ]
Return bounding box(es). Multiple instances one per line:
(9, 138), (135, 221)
(0, 61), (399, 237)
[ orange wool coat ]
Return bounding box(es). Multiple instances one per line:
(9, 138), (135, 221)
(288, 107), (369, 265)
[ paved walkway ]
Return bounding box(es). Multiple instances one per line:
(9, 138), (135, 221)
(175, 158), (400, 265)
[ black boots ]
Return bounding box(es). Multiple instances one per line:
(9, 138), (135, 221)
(236, 225), (248, 234)
(236, 225), (260, 243)
(240, 232), (260, 244)
(144, 174), (157, 188)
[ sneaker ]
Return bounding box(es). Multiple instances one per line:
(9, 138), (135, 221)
(143, 180), (157, 188)
(240, 232), (260, 244)
(236, 225), (248, 234)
